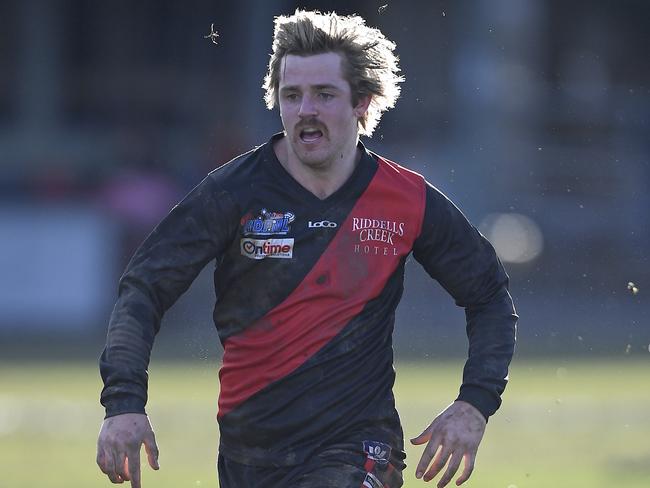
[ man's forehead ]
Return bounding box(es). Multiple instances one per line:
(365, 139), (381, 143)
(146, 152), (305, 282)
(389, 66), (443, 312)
(279, 52), (347, 88)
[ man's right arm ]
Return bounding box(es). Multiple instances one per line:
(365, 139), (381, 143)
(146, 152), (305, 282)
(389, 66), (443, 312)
(100, 175), (238, 417)
(100, 175), (238, 416)
(97, 175), (238, 486)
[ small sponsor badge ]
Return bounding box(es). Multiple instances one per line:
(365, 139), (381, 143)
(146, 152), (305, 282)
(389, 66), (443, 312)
(242, 208), (295, 236)
(363, 440), (391, 465)
(362, 472), (384, 488)
(240, 238), (294, 260)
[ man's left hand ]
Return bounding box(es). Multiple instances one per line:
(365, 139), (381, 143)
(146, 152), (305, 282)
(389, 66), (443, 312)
(410, 400), (486, 487)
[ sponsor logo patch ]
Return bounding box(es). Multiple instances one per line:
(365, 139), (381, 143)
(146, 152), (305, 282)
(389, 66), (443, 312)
(363, 440), (391, 465)
(242, 208), (295, 236)
(240, 238), (294, 260)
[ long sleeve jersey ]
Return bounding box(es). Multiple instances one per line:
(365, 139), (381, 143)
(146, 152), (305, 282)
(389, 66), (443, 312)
(100, 133), (517, 467)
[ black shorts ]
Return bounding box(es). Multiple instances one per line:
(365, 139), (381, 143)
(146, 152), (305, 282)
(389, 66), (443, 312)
(218, 441), (404, 488)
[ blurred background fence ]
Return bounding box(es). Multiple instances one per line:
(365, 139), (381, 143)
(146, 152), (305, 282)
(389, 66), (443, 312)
(0, 0), (648, 361)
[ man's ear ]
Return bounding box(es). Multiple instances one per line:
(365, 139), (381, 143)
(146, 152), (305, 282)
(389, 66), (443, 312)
(353, 94), (372, 117)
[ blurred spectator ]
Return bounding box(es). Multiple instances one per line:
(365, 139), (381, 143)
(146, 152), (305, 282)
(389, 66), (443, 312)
(96, 126), (183, 266)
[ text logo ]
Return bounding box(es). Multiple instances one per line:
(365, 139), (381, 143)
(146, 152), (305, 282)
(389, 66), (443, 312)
(308, 220), (337, 228)
(240, 238), (294, 260)
(352, 217), (405, 256)
(243, 208), (295, 236)
(352, 218), (404, 244)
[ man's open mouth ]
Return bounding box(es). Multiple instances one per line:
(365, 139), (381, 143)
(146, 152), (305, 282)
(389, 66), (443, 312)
(300, 128), (324, 142)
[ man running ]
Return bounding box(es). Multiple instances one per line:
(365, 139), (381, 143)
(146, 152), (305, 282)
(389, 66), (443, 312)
(97, 9), (517, 488)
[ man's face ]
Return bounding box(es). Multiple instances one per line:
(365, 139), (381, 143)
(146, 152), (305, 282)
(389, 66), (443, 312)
(278, 52), (368, 170)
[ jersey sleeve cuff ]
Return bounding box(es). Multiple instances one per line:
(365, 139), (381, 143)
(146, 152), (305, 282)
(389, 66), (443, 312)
(102, 394), (147, 419)
(456, 385), (499, 422)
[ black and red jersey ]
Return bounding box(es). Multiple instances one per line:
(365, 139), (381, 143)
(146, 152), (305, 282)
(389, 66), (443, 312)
(100, 133), (517, 467)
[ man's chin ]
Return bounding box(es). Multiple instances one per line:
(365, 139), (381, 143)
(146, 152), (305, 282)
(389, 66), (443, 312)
(299, 153), (328, 168)
(289, 141), (329, 166)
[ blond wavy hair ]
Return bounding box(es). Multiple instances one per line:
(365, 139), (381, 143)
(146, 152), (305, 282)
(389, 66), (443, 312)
(263, 9), (404, 137)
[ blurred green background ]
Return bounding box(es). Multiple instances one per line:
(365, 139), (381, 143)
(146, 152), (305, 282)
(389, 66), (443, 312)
(2, 359), (649, 488)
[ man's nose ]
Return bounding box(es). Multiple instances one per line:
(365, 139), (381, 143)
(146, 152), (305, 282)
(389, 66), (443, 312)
(298, 95), (318, 117)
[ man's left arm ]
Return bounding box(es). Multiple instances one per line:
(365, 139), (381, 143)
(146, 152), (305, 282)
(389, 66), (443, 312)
(410, 182), (518, 486)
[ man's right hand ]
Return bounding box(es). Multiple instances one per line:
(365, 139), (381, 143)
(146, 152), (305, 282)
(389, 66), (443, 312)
(96, 413), (160, 488)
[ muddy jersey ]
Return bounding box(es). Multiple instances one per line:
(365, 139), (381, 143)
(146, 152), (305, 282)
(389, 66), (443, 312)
(100, 133), (517, 467)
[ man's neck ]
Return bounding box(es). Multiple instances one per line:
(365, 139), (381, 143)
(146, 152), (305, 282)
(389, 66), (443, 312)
(273, 136), (360, 200)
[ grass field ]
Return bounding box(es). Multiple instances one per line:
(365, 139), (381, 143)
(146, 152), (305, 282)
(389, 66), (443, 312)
(1, 358), (649, 488)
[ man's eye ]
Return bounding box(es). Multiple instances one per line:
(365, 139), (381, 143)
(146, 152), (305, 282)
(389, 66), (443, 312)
(285, 93), (298, 101)
(319, 93), (333, 100)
